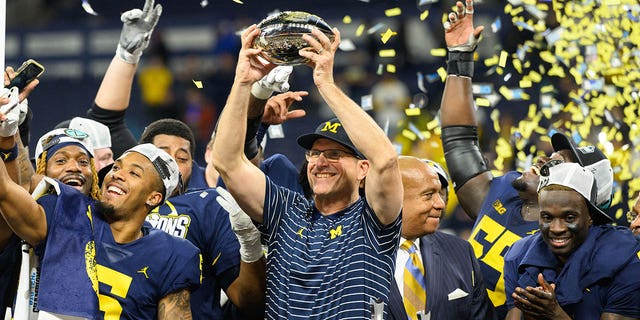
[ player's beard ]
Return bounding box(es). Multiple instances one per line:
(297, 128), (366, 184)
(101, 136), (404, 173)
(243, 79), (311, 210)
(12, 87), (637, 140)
(511, 177), (528, 192)
(95, 201), (117, 221)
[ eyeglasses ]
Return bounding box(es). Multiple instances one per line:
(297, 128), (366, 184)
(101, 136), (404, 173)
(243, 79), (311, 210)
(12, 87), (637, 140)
(539, 159), (564, 176)
(626, 210), (639, 224)
(305, 149), (359, 163)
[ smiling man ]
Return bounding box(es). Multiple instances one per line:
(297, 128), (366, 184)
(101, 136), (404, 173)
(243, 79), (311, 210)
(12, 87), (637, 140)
(504, 162), (640, 319)
(0, 140), (201, 319)
(388, 157), (496, 320)
(33, 128), (99, 198)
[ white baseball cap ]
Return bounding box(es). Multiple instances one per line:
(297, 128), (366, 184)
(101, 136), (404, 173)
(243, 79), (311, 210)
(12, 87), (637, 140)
(125, 143), (181, 202)
(69, 117), (112, 150)
(538, 162), (613, 225)
(35, 128), (94, 168)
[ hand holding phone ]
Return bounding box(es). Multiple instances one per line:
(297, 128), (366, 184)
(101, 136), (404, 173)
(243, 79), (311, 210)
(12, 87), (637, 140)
(7, 59), (45, 91)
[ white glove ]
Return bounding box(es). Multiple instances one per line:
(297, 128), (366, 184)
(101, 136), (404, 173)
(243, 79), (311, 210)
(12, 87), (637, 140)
(116, 0), (162, 64)
(0, 87), (21, 137)
(251, 66), (293, 99)
(215, 186), (263, 263)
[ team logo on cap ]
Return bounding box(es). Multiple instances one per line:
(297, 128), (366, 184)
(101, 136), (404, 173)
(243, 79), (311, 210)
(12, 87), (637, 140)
(577, 146), (595, 154)
(64, 128), (89, 140)
(321, 121), (341, 134)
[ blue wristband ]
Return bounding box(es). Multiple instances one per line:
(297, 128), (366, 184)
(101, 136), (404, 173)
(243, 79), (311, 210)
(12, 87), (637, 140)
(0, 143), (19, 162)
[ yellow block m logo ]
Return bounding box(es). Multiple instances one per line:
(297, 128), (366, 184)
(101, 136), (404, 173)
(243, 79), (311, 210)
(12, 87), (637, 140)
(321, 121), (342, 133)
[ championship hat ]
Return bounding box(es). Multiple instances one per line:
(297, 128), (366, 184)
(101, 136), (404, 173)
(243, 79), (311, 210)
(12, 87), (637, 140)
(538, 162), (613, 225)
(69, 117), (112, 150)
(551, 132), (613, 209)
(35, 128), (94, 168)
(125, 143), (181, 202)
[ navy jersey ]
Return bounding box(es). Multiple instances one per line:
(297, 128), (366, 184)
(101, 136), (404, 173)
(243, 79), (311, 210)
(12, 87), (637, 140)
(504, 226), (640, 318)
(0, 235), (21, 310)
(186, 161), (209, 193)
(467, 171), (539, 317)
(36, 179), (201, 319)
(146, 189), (240, 319)
(260, 177), (401, 319)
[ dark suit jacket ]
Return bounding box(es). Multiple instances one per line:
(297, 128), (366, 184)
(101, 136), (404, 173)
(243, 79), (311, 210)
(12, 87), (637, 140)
(389, 232), (497, 320)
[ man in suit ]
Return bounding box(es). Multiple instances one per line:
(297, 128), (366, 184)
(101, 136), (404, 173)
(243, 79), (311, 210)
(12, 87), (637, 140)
(388, 156), (496, 319)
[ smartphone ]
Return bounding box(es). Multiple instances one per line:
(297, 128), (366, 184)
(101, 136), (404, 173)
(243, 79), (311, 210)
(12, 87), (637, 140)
(8, 59), (45, 91)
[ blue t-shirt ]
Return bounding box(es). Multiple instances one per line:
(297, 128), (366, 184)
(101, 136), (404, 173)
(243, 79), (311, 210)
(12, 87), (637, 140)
(466, 171), (539, 318)
(36, 181), (201, 319)
(504, 225), (640, 318)
(146, 189), (240, 319)
(260, 177), (401, 319)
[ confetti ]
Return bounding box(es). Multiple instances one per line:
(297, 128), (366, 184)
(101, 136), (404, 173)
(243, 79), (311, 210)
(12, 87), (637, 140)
(472, 83), (494, 95)
(386, 64), (397, 73)
(361, 94), (373, 111)
(416, 72), (427, 93)
(437, 67), (447, 82)
(376, 64), (384, 75)
(367, 23), (385, 35)
(405, 107), (421, 116)
(380, 28), (397, 44)
(491, 17), (502, 33)
(378, 49), (396, 58)
(267, 124), (284, 139)
(356, 24), (366, 37)
(402, 129), (417, 141)
(498, 51), (509, 68)
(81, 0), (98, 16)
(385, 8), (402, 17)
(200, 0), (209, 7)
(430, 48), (447, 57)
(420, 10), (430, 21)
(343, 15), (352, 24)
(232, 0), (244, 4)
(338, 39), (356, 51)
(192, 80), (203, 89)
(408, 123), (425, 140)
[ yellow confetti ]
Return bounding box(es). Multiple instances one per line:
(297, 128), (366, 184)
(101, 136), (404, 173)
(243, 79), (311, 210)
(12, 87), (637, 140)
(385, 7), (402, 17)
(378, 49), (396, 57)
(430, 48), (447, 57)
(192, 80), (203, 89)
(426, 118), (439, 131)
(380, 28), (397, 44)
(356, 24), (365, 37)
(475, 97), (491, 107)
(499, 86), (513, 100)
(519, 80), (532, 88)
(420, 10), (429, 21)
(437, 67), (447, 82)
(484, 55), (499, 67)
(386, 64), (396, 73)
(498, 51), (509, 68)
(491, 109), (501, 133)
(402, 129), (417, 141)
(405, 108), (421, 116)
(343, 15), (352, 24)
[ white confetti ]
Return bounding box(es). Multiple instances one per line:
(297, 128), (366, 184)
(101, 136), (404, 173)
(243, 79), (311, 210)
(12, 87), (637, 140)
(338, 39), (356, 51)
(81, 0), (98, 16)
(200, 0), (209, 8)
(267, 124), (285, 139)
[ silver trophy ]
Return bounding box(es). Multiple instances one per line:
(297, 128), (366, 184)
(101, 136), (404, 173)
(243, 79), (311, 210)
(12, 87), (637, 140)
(253, 11), (334, 66)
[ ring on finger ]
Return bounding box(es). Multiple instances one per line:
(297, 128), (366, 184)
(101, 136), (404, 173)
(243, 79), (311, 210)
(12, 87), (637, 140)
(318, 48), (324, 54)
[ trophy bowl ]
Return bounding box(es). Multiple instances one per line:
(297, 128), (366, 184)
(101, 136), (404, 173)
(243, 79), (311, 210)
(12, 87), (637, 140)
(253, 11), (335, 66)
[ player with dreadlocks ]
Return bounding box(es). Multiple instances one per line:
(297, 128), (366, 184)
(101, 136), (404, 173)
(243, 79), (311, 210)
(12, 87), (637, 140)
(33, 128), (100, 199)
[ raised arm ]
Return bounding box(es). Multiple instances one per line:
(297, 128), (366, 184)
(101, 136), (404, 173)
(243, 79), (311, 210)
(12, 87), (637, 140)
(440, 0), (490, 219)
(0, 134), (47, 246)
(95, 0), (161, 112)
(211, 25), (274, 223)
(300, 28), (402, 225)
